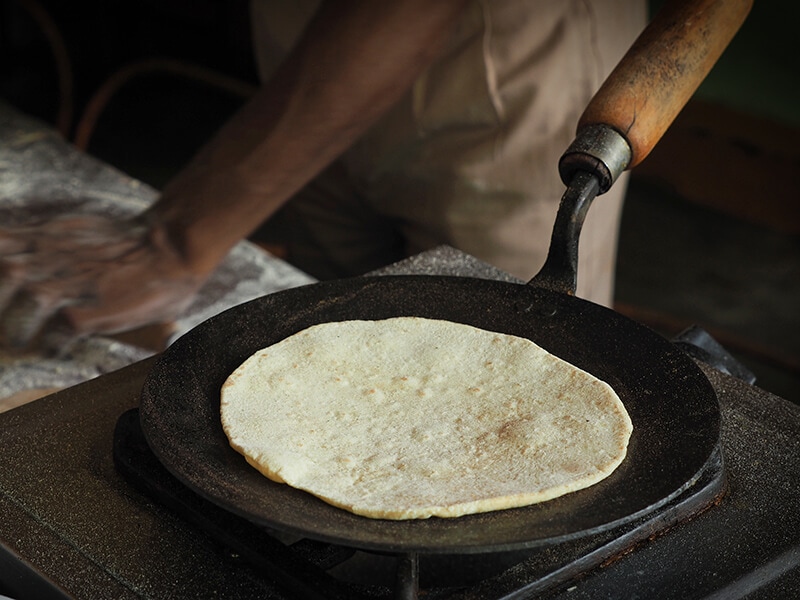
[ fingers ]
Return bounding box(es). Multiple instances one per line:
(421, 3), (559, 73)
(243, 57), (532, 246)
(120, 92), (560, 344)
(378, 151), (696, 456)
(0, 214), (197, 349)
(0, 258), (56, 349)
(0, 227), (33, 255)
(0, 260), (26, 331)
(0, 226), (91, 349)
(0, 276), (20, 314)
(38, 315), (84, 359)
(0, 288), (65, 349)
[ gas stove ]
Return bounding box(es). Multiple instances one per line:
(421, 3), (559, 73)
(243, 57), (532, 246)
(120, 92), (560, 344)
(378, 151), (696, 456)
(1, 247), (800, 599)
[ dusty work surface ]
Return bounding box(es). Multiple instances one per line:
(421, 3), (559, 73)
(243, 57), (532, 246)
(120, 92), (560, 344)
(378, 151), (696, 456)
(0, 101), (314, 408)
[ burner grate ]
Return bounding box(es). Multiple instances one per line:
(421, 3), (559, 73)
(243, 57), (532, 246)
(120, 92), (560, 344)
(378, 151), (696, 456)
(113, 409), (725, 600)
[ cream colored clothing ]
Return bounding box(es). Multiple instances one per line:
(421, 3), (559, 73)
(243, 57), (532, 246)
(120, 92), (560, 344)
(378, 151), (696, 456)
(250, 0), (647, 305)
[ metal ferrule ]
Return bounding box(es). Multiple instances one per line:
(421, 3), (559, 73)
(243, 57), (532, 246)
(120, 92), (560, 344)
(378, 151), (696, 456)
(558, 124), (632, 194)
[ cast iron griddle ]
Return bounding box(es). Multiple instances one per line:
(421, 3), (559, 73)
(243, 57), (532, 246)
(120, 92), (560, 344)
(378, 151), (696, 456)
(138, 274), (721, 554)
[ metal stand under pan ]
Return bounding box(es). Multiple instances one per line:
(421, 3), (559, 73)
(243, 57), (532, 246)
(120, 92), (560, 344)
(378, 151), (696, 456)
(113, 408), (726, 600)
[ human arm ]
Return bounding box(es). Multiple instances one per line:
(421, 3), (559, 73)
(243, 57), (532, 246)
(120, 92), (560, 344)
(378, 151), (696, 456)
(148, 0), (469, 276)
(0, 0), (468, 346)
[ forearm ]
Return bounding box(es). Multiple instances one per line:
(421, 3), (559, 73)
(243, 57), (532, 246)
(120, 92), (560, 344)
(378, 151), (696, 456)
(148, 0), (468, 275)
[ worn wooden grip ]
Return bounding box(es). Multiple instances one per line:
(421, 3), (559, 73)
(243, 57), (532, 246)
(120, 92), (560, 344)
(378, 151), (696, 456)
(579, 0), (752, 168)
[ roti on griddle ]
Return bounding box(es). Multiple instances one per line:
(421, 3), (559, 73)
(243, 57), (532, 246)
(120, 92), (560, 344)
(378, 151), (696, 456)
(220, 317), (632, 520)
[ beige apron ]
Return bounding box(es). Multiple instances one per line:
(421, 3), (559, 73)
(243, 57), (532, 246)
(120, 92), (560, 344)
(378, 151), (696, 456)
(251, 0), (647, 306)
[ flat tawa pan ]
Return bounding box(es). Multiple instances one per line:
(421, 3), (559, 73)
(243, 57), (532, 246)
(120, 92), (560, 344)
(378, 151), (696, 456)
(139, 274), (720, 554)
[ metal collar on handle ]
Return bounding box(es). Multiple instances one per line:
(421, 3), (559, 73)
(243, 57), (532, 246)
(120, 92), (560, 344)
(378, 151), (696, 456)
(558, 124), (632, 194)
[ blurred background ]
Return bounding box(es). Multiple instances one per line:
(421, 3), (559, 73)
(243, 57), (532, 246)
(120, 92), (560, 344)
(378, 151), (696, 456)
(1, 0), (798, 402)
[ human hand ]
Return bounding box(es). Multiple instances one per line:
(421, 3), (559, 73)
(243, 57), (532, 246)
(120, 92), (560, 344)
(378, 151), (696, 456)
(0, 213), (207, 350)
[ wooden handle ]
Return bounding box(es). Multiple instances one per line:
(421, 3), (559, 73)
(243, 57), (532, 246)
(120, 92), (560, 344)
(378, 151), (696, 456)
(579, 0), (752, 168)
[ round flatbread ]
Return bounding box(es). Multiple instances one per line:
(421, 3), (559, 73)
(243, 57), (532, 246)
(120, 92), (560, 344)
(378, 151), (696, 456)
(220, 317), (632, 520)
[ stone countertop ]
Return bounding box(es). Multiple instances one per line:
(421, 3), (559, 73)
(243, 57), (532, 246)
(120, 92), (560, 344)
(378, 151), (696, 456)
(0, 101), (314, 403)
